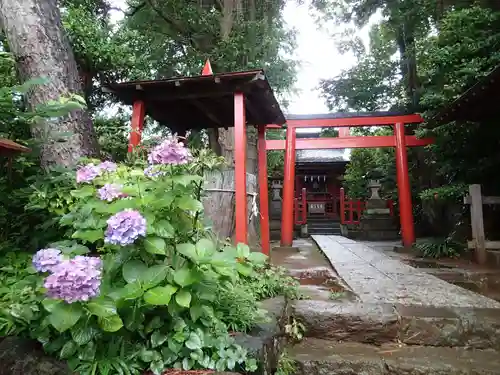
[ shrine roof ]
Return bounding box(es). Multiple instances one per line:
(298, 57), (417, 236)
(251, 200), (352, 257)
(103, 70), (285, 133)
(296, 149), (350, 164)
(0, 138), (30, 156)
(431, 65), (500, 124)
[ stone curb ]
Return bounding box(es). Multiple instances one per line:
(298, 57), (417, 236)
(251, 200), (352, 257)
(290, 338), (500, 375)
(293, 300), (500, 349)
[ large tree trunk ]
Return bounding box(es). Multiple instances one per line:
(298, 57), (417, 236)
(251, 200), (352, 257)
(0, 0), (99, 167)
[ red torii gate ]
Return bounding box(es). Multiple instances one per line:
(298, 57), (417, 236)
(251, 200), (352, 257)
(118, 61), (433, 255)
(263, 114), (433, 250)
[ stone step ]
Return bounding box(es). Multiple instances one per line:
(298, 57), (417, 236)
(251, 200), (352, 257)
(290, 338), (500, 375)
(308, 222), (341, 229)
(293, 300), (500, 349)
(308, 230), (342, 235)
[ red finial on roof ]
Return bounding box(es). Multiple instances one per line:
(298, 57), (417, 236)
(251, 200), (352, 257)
(201, 59), (213, 75)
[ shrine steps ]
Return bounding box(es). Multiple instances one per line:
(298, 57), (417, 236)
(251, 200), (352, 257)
(307, 218), (341, 235)
(290, 338), (500, 375)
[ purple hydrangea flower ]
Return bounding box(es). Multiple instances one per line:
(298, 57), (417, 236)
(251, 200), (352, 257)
(104, 209), (147, 246)
(98, 161), (117, 173)
(98, 183), (124, 201)
(44, 256), (102, 303)
(76, 164), (100, 183)
(144, 165), (166, 178)
(148, 136), (192, 165)
(32, 248), (63, 273)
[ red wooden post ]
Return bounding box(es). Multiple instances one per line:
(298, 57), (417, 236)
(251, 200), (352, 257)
(301, 187), (307, 224)
(234, 93), (248, 244)
(394, 122), (415, 246)
(340, 188), (345, 224)
(257, 125), (270, 255)
(127, 100), (145, 152)
(281, 126), (296, 246)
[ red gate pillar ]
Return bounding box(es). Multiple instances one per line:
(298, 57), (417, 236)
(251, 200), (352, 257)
(128, 100), (145, 152)
(394, 122), (415, 246)
(258, 125), (270, 255)
(234, 93), (248, 244)
(281, 126), (296, 246)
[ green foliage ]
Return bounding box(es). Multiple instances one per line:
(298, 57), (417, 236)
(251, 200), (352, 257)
(275, 350), (296, 375)
(342, 128), (397, 199)
(124, 0), (298, 97)
(1, 151), (294, 375)
(419, 184), (468, 202)
(0, 252), (40, 337)
(318, 1), (500, 237)
(0, 53), (95, 253)
(93, 115), (129, 162)
(266, 129), (285, 178)
(414, 237), (465, 258)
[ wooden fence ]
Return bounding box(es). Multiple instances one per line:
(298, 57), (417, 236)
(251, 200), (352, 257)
(463, 184), (500, 264)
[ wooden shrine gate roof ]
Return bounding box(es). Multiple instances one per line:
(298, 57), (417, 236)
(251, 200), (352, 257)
(0, 138), (30, 156)
(103, 70), (285, 134)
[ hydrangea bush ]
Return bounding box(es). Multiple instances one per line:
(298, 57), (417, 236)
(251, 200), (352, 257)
(21, 139), (267, 375)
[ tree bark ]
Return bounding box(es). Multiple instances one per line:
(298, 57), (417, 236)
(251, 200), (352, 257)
(0, 0), (99, 167)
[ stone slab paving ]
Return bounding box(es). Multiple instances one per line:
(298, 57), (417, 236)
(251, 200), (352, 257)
(291, 338), (500, 375)
(312, 235), (500, 308)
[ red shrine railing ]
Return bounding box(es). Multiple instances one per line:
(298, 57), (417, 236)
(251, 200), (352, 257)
(339, 188), (394, 225)
(294, 188), (307, 225)
(293, 188), (395, 226)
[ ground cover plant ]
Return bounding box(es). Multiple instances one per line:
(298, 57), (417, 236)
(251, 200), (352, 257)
(0, 137), (299, 375)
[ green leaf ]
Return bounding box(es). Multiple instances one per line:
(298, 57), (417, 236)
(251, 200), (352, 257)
(236, 262), (253, 276)
(236, 243), (250, 258)
(151, 220), (175, 238)
(59, 340), (78, 359)
(173, 267), (198, 287)
(86, 298), (117, 317)
(70, 186), (95, 199)
(144, 236), (167, 255)
(71, 326), (97, 345)
(120, 281), (144, 299)
(48, 303), (84, 332)
(79, 341), (96, 361)
(189, 304), (204, 322)
(123, 305), (145, 331)
(176, 196), (203, 212)
(122, 260), (148, 283)
(142, 265), (169, 290)
(139, 349), (157, 362)
(151, 331), (168, 348)
(247, 251), (268, 264)
(72, 229), (103, 243)
(97, 314), (123, 332)
(185, 332), (202, 350)
(42, 298), (61, 312)
(172, 175), (203, 187)
(176, 243), (197, 261)
(144, 285), (178, 305)
(175, 289), (191, 308)
(195, 238), (216, 258)
(150, 360), (165, 375)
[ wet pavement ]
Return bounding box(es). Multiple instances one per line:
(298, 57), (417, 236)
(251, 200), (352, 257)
(312, 235), (500, 308)
(270, 239), (354, 301)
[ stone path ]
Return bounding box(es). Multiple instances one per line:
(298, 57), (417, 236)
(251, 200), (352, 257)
(312, 235), (500, 308)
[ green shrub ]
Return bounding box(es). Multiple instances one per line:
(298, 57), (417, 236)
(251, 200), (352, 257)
(414, 237), (465, 258)
(1, 141), (270, 375)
